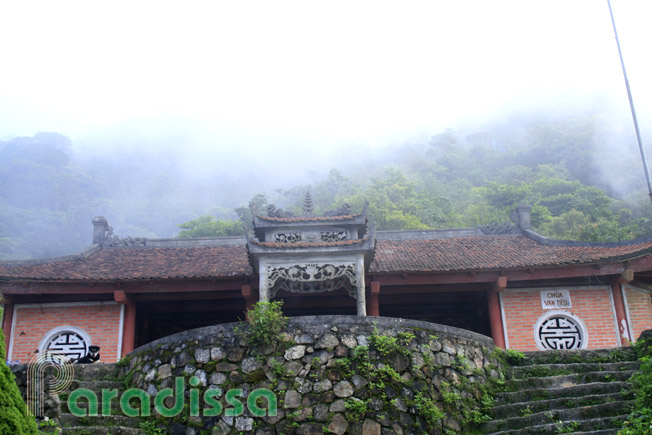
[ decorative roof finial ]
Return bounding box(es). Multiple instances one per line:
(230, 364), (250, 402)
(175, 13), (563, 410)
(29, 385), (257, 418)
(303, 191), (314, 216)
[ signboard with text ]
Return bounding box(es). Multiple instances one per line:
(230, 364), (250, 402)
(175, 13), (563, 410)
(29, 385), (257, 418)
(540, 289), (572, 309)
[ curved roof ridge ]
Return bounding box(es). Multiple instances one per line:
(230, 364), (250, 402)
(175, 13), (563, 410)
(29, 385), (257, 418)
(522, 229), (652, 248)
(0, 245), (101, 267)
(253, 213), (361, 223)
(249, 236), (371, 249)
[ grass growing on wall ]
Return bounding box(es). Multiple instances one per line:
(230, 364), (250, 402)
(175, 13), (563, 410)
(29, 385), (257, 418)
(115, 307), (508, 434)
(620, 335), (652, 434)
(237, 301), (289, 350)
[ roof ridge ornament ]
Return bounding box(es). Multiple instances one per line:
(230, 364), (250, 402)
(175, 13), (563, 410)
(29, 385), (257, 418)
(262, 200), (360, 219)
(323, 202), (352, 217)
(101, 231), (147, 248)
(479, 222), (519, 235)
(266, 204), (295, 218)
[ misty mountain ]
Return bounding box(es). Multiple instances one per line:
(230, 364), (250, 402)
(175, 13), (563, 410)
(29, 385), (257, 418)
(1, 107), (651, 260)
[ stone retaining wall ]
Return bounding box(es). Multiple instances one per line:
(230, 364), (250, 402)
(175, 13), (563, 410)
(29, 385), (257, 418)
(121, 315), (505, 434)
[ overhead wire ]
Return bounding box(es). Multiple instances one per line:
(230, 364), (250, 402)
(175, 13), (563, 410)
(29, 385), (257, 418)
(606, 0), (652, 206)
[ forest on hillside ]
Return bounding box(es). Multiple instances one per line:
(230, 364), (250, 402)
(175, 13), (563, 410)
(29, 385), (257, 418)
(2, 109), (652, 260)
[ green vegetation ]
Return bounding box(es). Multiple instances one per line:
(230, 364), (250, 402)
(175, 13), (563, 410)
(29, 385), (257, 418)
(344, 398), (368, 420)
(0, 327), (38, 434)
(520, 406), (533, 417)
(368, 327), (412, 357)
(3, 112), (652, 260)
(413, 393), (445, 427)
(333, 328), (501, 433)
(493, 347), (528, 367)
(174, 116), (650, 244)
(236, 301), (289, 350)
(554, 420), (579, 433)
(177, 216), (245, 238)
(620, 336), (652, 434)
(139, 420), (165, 435)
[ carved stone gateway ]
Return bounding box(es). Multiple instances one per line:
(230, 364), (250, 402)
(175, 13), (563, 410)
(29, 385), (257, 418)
(266, 263), (358, 297)
(247, 201), (374, 316)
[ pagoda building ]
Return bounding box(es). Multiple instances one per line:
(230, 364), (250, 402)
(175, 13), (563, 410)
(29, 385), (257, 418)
(248, 201), (375, 316)
(2, 201), (652, 363)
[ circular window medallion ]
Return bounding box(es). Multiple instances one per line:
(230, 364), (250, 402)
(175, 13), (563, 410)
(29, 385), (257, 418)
(534, 311), (587, 351)
(39, 327), (90, 362)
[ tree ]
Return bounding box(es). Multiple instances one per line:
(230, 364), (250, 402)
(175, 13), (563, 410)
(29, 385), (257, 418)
(0, 323), (38, 434)
(235, 194), (268, 231)
(177, 216), (245, 238)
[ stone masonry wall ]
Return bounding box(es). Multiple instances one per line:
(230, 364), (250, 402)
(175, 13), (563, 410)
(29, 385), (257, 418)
(120, 315), (504, 434)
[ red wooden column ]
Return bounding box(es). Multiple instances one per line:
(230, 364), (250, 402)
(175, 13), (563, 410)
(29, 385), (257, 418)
(612, 269), (634, 346)
(488, 277), (506, 349)
(242, 285), (256, 321)
(367, 281), (380, 317)
(2, 298), (14, 357)
(115, 290), (136, 357)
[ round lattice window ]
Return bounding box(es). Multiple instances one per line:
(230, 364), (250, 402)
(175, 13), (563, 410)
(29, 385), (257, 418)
(534, 311), (587, 351)
(39, 327), (90, 362)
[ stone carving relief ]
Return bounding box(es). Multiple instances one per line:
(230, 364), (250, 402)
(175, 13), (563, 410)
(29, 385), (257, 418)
(272, 231), (349, 244)
(536, 314), (584, 350)
(320, 231), (348, 242)
(274, 232), (303, 243)
(44, 331), (89, 361)
(479, 222), (518, 235)
(323, 203), (352, 216)
(266, 205), (295, 218)
(266, 263), (357, 297)
(265, 202), (354, 218)
(101, 227), (147, 248)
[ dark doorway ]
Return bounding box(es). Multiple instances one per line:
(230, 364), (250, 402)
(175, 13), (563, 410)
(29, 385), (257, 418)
(135, 298), (246, 347)
(273, 288), (357, 317)
(379, 290), (491, 337)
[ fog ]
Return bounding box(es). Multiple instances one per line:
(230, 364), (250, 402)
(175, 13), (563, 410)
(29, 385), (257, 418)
(1, 1), (651, 259)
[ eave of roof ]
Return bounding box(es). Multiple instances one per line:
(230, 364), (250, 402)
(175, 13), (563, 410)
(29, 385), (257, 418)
(248, 238), (370, 249)
(2, 231), (652, 282)
(254, 214), (360, 223)
(0, 245), (252, 281)
(369, 236), (652, 274)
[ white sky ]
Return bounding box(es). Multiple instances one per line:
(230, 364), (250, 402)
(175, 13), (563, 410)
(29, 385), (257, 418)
(0, 1), (651, 150)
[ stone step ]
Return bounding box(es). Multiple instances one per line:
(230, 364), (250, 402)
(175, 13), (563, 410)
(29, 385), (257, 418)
(61, 426), (143, 435)
(510, 361), (640, 378)
(59, 413), (143, 428)
(519, 348), (637, 366)
(504, 370), (636, 391)
(497, 381), (632, 404)
(491, 390), (635, 419)
(485, 414), (627, 434)
(69, 380), (124, 390)
(572, 430), (620, 435)
(483, 400), (633, 432)
(61, 397), (126, 415)
(69, 363), (120, 382)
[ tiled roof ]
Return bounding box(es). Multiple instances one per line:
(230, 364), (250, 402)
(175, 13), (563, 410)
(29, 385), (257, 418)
(249, 238), (369, 249)
(1, 235), (652, 281)
(0, 246), (252, 281)
(370, 236), (652, 273)
(254, 214), (358, 223)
